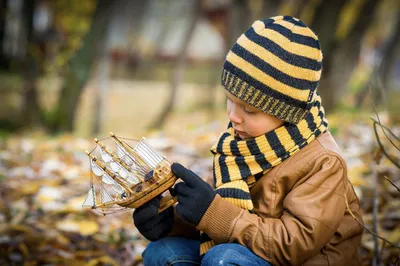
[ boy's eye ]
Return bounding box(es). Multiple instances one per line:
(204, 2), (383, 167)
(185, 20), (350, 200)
(244, 108), (254, 114)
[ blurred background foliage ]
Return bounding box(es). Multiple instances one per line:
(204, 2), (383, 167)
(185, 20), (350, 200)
(0, 0), (399, 136)
(0, 0), (399, 265)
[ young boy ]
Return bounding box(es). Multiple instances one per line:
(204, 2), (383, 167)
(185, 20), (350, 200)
(133, 16), (364, 265)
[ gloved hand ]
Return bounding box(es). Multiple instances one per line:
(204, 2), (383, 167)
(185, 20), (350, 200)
(172, 163), (216, 226)
(133, 197), (174, 241)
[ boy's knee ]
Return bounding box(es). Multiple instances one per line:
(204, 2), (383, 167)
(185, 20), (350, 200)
(142, 238), (177, 265)
(202, 244), (271, 266)
(142, 237), (201, 265)
(142, 239), (164, 265)
(202, 244), (238, 265)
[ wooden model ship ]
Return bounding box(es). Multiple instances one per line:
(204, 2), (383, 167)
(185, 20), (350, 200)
(82, 132), (178, 215)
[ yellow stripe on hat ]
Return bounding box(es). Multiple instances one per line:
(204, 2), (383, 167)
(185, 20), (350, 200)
(237, 34), (321, 82)
(270, 15), (284, 22)
(252, 20), (323, 61)
(226, 52), (310, 101)
(273, 19), (318, 39)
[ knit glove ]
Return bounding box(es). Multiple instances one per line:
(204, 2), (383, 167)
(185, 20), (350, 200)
(133, 197), (174, 241)
(172, 163), (216, 226)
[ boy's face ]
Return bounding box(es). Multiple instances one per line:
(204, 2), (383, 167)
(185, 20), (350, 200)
(226, 91), (284, 140)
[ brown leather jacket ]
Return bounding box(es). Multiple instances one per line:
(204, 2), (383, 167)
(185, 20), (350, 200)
(173, 132), (364, 265)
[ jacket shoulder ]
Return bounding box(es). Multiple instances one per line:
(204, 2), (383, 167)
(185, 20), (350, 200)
(315, 131), (344, 157)
(295, 131), (344, 163)
(275, 131), (347, 180)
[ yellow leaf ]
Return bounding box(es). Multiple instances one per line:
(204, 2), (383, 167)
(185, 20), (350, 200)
(56, 219), (99, 236)
(86, 256), (119, 266)
(18, 243), (29, 257)
(64, 195), (87, 212)
(388, 228), (400, 243)
(347, 166), (368, 186)
(56, 219), (80, 233)
(77, 220), (99, 236)
(9, 224), (32, 232)
(37, 186), (61, 204)
(20, 182), (40, 195)
(56, 232), (71, 245)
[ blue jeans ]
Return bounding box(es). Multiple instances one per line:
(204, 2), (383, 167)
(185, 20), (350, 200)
(142, 236), (272, 266)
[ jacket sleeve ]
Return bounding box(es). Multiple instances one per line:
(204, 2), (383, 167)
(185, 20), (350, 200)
(197, 153), (347, 266)
(168, 206), (200, 239)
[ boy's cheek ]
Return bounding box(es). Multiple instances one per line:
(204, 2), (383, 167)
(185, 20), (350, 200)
(247, 123), (268, 137)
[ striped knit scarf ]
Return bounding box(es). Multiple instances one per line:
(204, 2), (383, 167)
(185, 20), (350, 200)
(199, 94), (328, 255)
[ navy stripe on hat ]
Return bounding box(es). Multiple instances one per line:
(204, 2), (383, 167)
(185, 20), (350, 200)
(245, 28), (321, 71)
(231, 44), (317, 90)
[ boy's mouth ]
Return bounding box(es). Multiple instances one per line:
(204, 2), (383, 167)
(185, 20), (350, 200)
(234, 129), (248, 139)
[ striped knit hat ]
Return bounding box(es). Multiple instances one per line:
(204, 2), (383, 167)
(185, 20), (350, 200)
(221, 15), (323, 124)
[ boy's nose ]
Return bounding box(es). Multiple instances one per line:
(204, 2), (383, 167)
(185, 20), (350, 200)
(228, 107), (243, 124)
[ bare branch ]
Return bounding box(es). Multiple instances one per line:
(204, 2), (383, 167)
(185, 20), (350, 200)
(384, 176), (400, 193)
(345, 195), (400, 250)
(372, 121), (400, 169)
(370, 85), (400, 152)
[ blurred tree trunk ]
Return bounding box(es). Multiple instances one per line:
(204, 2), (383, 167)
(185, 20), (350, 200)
(227, 0), (252, 49)
(149, 0), (201, 130)
(311, 0), (378, 112)
(355, 10), (400, 107)
(379, 11), (400, 90)
(0, 0), (8, 68)
(92, 0), (121, 135)
(22, 52), (43, 128)
(92, 0), (148, 134)
(261, 0), (282, 18)
(279, 0), (307, 18)
(329, 0), (378, 109)
(50, 0), (112, 132)
(136, 0), (171, 78)
(309, 0), (347, 112)
(21, 0), (44, 128)
(92, 34), (110, 135)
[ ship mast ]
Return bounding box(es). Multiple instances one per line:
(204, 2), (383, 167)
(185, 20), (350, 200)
(85, 151), (133, 194)
(94, 138), (144, 183)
